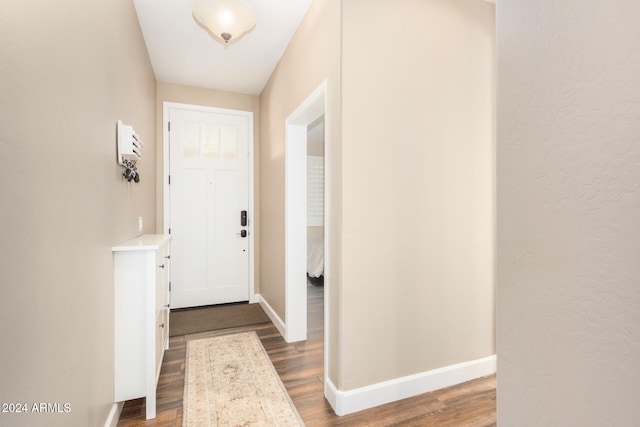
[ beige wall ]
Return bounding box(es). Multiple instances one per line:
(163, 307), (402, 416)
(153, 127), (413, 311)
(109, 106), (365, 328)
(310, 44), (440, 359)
(340, 0), (495, 389)
(307, 127), (325, 157)
(308, 143), (325, 157)
(155, 82), (260, 291)
(258, 0), (341, 383)
(307, 226), (324, 242)
(497, 1), (640, 425)
(0, 0), (156, 425)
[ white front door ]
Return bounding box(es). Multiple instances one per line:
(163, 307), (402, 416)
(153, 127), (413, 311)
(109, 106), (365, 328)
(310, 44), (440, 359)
(168, 106), (250, 309)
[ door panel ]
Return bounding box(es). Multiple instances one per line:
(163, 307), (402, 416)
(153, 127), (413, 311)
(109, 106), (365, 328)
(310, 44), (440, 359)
(213, 170), (240, 286)
(178, 168), (207, 294)
(169, 107), (250, 308)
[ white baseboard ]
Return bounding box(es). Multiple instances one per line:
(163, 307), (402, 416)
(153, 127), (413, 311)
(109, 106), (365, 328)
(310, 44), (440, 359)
(325, 354), (496, 416)
(104, 402), (123, 427)
(256, 294), (286, 338)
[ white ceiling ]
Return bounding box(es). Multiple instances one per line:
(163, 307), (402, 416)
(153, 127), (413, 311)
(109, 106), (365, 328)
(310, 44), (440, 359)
(133, 0), (312, 95)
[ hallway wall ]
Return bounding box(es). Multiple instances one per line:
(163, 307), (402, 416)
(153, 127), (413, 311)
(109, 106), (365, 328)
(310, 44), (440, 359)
(258, 0), (495, 398)
(340, 0), (496, 390)
(497, 0), (640, 425)
(258, 0), (342, 381)
(0, 0), (156, 425)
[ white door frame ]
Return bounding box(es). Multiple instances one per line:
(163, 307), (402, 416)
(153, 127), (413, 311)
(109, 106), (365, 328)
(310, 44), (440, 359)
(285, 81), (329, 348)
(162, 102), (257, 304)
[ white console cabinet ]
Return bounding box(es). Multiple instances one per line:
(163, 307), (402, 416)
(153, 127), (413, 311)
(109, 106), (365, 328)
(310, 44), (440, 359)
(113, 234), (171, 419)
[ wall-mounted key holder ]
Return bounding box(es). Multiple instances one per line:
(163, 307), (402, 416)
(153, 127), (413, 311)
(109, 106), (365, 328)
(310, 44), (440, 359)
(122, 159), (140, 183)
(117, 120), (143, 183)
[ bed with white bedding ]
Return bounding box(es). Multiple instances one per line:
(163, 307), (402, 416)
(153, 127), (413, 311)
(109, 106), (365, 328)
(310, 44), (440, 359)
(307, 237), (324, 281)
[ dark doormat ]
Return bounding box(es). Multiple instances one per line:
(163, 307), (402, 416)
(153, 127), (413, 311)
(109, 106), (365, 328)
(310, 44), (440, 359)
(170, 302), (270, 337)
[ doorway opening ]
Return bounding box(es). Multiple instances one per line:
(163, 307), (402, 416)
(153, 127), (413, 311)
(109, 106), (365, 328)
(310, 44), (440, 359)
(284, 81), (328, 349)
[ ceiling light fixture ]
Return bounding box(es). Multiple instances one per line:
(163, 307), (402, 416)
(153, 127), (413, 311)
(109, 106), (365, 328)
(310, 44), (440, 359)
(193, 0), (256, 46)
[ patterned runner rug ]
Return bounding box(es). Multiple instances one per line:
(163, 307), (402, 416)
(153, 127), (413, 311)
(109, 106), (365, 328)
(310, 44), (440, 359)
(183, 331), (305, 426)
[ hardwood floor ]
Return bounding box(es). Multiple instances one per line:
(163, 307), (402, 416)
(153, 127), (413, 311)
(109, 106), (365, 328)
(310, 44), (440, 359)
(117, 284), (496, 426)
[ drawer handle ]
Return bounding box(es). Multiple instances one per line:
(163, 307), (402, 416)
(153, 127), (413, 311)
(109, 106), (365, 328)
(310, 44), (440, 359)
(160, 323), (165, 328)
(158, 264), (165, 269)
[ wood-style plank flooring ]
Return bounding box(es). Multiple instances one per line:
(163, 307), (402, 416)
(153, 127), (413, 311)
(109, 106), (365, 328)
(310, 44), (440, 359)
(117, 284), (496, 426)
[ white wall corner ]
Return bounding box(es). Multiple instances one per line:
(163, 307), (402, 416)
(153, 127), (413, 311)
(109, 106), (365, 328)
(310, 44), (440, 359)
(257, 294), (286, 338)
(104, 402), (123, 427)
(325, 355), (496, 416)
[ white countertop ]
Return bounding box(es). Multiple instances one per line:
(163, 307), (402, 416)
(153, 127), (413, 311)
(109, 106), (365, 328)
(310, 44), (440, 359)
(112, 234), (171, 252)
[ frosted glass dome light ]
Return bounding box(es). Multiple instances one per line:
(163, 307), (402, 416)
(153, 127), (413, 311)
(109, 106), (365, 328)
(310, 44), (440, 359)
(193, 0), (257, 45)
